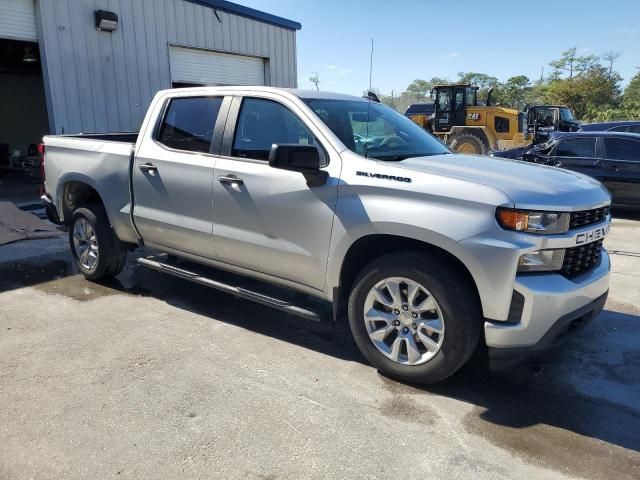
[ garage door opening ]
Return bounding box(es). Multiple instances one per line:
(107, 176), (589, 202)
(169, 46), (266, 87)
(0, 38), (49, 181)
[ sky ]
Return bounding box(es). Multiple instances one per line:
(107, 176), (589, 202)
(239, 0), (640, 95)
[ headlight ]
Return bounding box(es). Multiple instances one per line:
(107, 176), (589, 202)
(496, 207), (570, 234)
(518, 249), (565, 272)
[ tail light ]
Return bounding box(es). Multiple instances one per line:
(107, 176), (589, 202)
(38, 143), (46, 195)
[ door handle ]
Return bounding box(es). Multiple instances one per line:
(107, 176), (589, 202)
(218, 174), (244, 185)
(139, 163), (157, 172)
(603, 164), (619, 171)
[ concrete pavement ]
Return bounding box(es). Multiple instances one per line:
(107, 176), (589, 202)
(0, 215), (639, 479)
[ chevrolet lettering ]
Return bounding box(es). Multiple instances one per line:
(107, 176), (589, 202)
(576, 225), (610, 245)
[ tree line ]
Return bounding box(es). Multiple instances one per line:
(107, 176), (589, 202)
(373, 48), (640, 122)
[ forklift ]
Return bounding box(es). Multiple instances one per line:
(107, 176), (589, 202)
(424, 84), (578, 155)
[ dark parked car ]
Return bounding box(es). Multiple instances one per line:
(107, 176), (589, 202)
(491, 131), (640, 207)
(579, 121), (640, 134)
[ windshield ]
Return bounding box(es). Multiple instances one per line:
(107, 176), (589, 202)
(560, 108), (574, 122)
(302, 99), (450, 161)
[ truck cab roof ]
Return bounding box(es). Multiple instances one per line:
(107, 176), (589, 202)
(158, 85), (368, 102)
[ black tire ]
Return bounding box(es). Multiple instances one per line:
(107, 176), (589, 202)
(449, 132), (489, 155)
(347, 252), (481, 384)
(69, 204), (127, 281)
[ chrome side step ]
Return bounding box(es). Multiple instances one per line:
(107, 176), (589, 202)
(137, 256), (325, 322)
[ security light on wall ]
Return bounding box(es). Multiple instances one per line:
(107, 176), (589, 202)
(22, 47), (37, 63)
(95, 10), (118, 32)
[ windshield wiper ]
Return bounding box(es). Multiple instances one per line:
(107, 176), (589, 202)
(374, 152), (450, 161)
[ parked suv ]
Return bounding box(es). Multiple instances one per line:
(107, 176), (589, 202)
(493, 131), (640, 207)
(41, 87), (611, 384)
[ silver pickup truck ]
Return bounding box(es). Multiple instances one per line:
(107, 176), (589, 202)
(41, 87), (612, 384)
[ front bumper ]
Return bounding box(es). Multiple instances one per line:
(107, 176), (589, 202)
(485, 249), (610, 369)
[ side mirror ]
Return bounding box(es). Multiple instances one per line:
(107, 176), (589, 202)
(269, 144), (328, 186)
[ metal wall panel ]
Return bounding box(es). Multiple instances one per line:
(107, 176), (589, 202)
(0, 0), (37, 42)
(36, 0), (298, 134)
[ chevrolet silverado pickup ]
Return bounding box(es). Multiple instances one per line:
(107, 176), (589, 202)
(41, 87), (612, 384)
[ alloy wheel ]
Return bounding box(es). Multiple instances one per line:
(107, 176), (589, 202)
(363, 277), (445, 366)
(72, 217), (99, 270)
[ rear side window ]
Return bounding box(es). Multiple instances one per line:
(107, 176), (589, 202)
(604, 138), (640, 161)
(495, 116), (510, 133)
(157, 97), (223, 153)
(554, 138), (595, 157)
(628, 125), (640, 134)
(232, 98), (315, 161)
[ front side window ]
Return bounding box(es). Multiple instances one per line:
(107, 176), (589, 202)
(232, 98), (315, 161)
(559, 108), (574, 122)
(466, 87), (477, 106)
(554, 138), (596, 157)
(628, 125), (640, 134)
(304, 99), (450, 161)
(437, 90), (451, 111)
(454, 89), (464, 111)
(609, 125), (629, 133)
(157, 97), (223, 153)
(604, 138), (640, 161)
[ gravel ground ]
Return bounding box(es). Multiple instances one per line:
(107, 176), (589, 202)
(0, 211), (638, 479)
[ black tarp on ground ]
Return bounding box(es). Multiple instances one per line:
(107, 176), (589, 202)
(0, 201), (61, 245)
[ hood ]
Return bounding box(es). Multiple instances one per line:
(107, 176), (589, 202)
(397, 154), (610, 211)
(489, 146), (529, 159)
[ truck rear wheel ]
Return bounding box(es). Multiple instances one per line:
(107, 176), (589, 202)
(69, 204), (127, 281)
(347, 252), (481, 384)
(449, 132), (489, 155)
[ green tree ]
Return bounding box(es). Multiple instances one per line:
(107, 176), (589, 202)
(547, 65), (622, 119)
(549, 47), (598, 80)
(457, 72), (499, 89)
(496, 75), (531, 108)
(456, 72), (499, 102)
(309, 72), (320, 90)
(624, 72), (640, 106)
(405, 79), (431, 101)
(602, 51), (621, 80)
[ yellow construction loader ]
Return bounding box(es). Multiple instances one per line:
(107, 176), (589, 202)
(419, 84), (579, 155)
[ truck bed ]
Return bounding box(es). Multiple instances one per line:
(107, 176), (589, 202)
(61, 132), (139, 143)
(42, 132), (139, 244)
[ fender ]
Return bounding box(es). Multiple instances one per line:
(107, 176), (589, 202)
(325, 221), (522, 321)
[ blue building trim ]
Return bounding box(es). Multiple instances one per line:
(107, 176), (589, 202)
(186, 0), (302, 30)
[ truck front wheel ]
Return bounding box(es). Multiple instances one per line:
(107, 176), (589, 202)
(69, 204), (127, 281)
(347, 252), (481, 384)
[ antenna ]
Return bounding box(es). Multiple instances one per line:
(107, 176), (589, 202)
(365, 38), (374, 159)
(369, 38), (374, 91)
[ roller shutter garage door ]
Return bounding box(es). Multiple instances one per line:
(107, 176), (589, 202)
(169, 46), (265, 86)
(0, 0), (37, 41)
